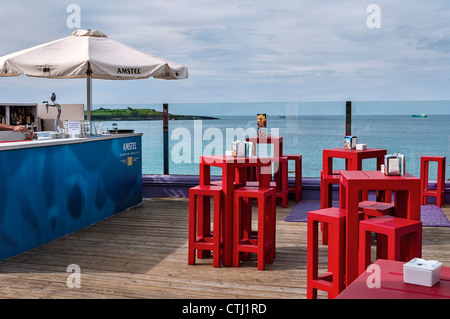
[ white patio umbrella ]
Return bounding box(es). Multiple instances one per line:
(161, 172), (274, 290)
(0, 29), (188, 121)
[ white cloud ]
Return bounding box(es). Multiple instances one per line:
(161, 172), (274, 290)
(1, 0), (450, 104)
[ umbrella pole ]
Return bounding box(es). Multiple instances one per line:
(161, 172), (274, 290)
(86, 73), (92, 122)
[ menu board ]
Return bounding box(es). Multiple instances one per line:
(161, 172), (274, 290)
(257, 113), (267, 137)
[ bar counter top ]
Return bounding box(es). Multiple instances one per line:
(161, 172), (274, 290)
(0, 132), (143, 151)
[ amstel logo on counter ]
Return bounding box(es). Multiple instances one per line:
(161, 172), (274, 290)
(127, 156), (133, 166)
(119, 140), (140, 167)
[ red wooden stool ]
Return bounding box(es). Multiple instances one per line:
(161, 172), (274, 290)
(248, 157), (288, 208)
(321, 170), (372, 208)
(233, 186), (276, 270)
(188, 185), (223, 267)
(285, 154), (302, 202)
(210, 180), (245, 189)
(271, 156), (289, 208)
(320, 170), (341, 209)
(320, 170), (341, 245)
(358, 201), (396, 260)
(307, 207), (346, 299)
(420, 156), (446, 207)
(358, 216), (422, 275)
(358, 200), (395, 219)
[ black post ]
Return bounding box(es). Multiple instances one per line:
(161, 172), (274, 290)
(163, 103), (169, 175)
(345, 101), (352, 136)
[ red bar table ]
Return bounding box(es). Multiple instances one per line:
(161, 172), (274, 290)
(339, 171), (421, 285)
(199, 155), (272, 266)
(322, 148), (386, 175)
(321, 148), (386, 208)
(247, 136), (284, 186)
(337, 259), (450, 299)
(247, 136), (283, 157)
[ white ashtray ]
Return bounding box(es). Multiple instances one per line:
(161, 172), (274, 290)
(403, 258), (442, 287)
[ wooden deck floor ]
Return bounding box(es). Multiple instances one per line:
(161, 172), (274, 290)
(0, 197), (449, 299)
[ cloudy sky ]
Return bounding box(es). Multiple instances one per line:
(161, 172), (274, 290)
(1, 0), (450, 109)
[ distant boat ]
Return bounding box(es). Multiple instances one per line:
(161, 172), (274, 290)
(279, 115), (286, 118)
(411, 113), (427, 118)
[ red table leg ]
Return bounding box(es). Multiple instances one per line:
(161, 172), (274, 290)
(198, 162), (211, 258)
(344, 184), (360, 285)
(221, 164), (235, 267)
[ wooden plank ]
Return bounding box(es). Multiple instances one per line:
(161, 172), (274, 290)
(0, 197), (448, 299)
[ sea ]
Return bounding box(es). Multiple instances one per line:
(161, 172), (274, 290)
(98, 112), (450, 180)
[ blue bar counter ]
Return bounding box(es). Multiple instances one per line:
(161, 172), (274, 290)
(0, 133), (142, 261)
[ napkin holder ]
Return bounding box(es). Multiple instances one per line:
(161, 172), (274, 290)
(384, 153), (405, 176)
(403, 258), (442, 287)
(396, 153), (405, 175)
(384, 154), (400, 175)
(258, 127), (267, 137)
(232, 141), (256, 157)
(246, 141), (256, 157)
(232, 141), (246, 157)
(344, 136), (357, 149)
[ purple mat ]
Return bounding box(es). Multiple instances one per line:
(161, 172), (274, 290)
(285, 201), (450, 227)
(420, 205), (450, 227)
(284, 201), (338, 222)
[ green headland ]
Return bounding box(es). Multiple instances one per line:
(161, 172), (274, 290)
(86, 107), (218, 121)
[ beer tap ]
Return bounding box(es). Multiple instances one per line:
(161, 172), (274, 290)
(43, 92), (62, 134)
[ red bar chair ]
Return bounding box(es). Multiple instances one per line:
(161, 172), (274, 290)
(358, 200), (396, 260)
(270, 156), (288, 208)
(285, 154), (302, 202)
(358, 216), (422, 275)
(320, 171), (376, 245)
(247, 157), (288, 208)
(358, 200), (395, 219)
(233, 186), (276, 270)
(321, 170), (371, 209)
(307, 207), (346, 299)
(420, 156), (446, 207)
(210, 180), (245, 189)
(188, 185), (223, 267)
(320, 170), (341, 209)
(320, 170), (341, 245)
